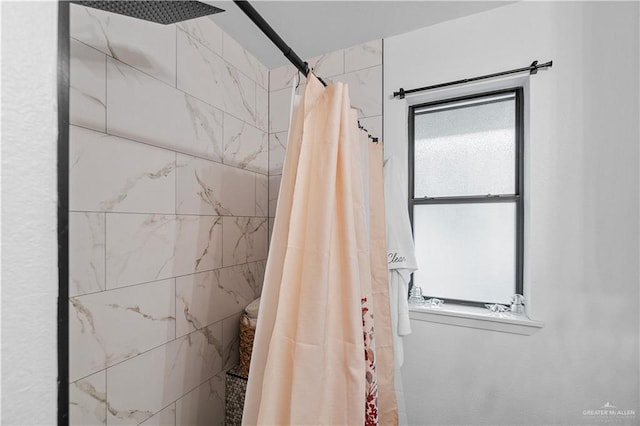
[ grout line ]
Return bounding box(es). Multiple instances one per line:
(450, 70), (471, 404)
(70, 258), (268, 299)
(70, 210), (269, 220)
(180, 26), (267, 91)
(268, 62), (382, 93)
(74, 316), (232, 385)
(177, 299), (243, 342)
(342, 48), (346, 75)
(65, 364), (94, 386)
(174, 151), (178, 215)
(175, 24), (178, 88)
(70, 37), (103, 56)
(254, 81), (258, 136)
(108, 53), (266, 134)
(104, 211), (107, 295)
(104, 46), (108, 133)
(381, 38), (384, 145)
(221, 111), (227, 167)
(71, 210), (221, 218)
(104, 367), (108, 423)
(220, 28), (224, 62)
(69, 123), (269, 177)
(337, 61), (383, 78)
(179, 33), (266, 118)
(138, 400), (177, 425)
(220, 314), (225, 369)
(221, 213), (225, 269)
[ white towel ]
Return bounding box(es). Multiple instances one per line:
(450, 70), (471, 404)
(384, 156), (418, 352)
(245, 297), (261, 319)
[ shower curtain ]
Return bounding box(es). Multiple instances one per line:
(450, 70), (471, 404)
(243, 74), (397, 425)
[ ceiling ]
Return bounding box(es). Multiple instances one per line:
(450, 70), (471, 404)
(206, 1), (515, 69)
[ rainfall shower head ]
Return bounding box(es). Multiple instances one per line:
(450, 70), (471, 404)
(71, 1), (225, 25)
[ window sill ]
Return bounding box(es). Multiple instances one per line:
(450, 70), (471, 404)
(408, 303), (544, 335)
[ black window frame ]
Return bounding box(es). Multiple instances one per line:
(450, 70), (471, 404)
(408, 87), (525, 307)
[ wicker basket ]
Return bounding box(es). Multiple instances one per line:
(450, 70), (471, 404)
(239, 313), (255, 377)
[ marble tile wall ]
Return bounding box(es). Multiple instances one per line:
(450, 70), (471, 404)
(68, 5), (268, 425)
(267, 40), (383, 240)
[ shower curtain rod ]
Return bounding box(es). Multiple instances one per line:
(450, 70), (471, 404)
(392, 60), (553, 99)
(233, 0), (379, 142)
(232, 0), (323, 83)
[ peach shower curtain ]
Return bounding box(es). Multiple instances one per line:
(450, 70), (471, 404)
(243, 74), (397, 425)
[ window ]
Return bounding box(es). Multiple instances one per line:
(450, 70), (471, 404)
(409, 88), (524, 306)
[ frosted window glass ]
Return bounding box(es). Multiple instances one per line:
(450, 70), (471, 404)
(412, 203), (516, 304)
(414, 94), (516, 197)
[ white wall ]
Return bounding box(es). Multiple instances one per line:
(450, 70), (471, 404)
(384, 2), (639, 425)
(1, 1), (59, 424)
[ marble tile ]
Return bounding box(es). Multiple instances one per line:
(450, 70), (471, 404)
(107, 57), (224, 162)
(106, 324), (223, 425)
(177, 31), (256, 127)
(269, 88), (292, 133)
(70, 370), (106, 426)
(268, 175), (282, 218)
(175, 154), (256, 217)
(269, 63), (297, 92)
(255, 84), (268, 132)
(69, 212), (105, 297)
(194, 157), (259, 216)
(175, 374), (225, 426)
(222, 217), (268, 267)
(222, 32), (268, 89)
(227, 262), (264, 301)
(139, 404), (175, 426)
(268, 131), (288, 176)
(177, 18), (222, 57)
(344, 39), (383, 73)
(175, 265), (259, 338)
(255, 174), (268, 217)
(339, 66), (383, 118)
(70, 126), (176, 214)
(176, 154), (224, 216)
(223, 114), (268, 175)
(70, 4), (176, 86)
(308, 49), (345, 78)
(252, 260), (266, 298)
(359, 115), (383, 141)
(106, 214), (222, 289)
(268, 217), (275, 246)
(176, 270), (227, 338)
(69, 279), (176, 381)
(255, 260), (266, 290)
(222, 313), (242, 371)
(70, 39), (106, 132)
